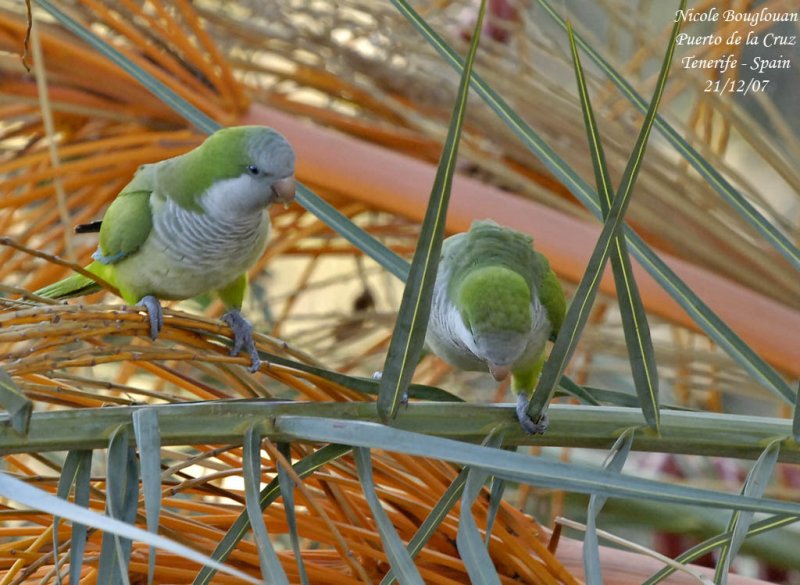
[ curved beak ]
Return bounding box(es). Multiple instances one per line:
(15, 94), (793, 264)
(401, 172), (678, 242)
(271, 176), (296, 204)
(488, 363), (510, 382)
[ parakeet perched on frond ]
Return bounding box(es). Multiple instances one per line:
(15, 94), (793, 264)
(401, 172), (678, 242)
(35, 126), (296, 372)
(426, 220), (566, 433)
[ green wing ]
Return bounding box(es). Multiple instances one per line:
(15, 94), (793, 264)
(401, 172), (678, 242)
(445, 221), (536, 300)
(35, 167), (155, 300)
(93, 164), (156, 264)
(95, 190), (153, 264)
(36, 191), (152, 299)
(536, 252), (566, 339)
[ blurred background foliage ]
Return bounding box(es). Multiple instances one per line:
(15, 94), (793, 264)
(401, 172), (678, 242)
(0, 0), (798, 583)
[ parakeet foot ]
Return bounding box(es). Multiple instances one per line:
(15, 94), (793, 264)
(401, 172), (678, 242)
(222, 310), (261, 372)
(516, 394), (549, 435)
(138, 295), (164, 341)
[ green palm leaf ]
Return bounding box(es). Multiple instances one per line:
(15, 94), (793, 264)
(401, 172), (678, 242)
(377, 0), (487, 421)
(537, 0), (800, 271)
(390, 0), (795, 406)
(527, 6), (683, 423)
(567, 21), (660, 430)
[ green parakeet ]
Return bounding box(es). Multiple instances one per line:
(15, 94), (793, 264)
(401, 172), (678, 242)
(425, 220), (566, 433)
(35, 126), (296, 372)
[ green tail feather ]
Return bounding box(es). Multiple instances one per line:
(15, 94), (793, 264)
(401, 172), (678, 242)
(35, 273), (102, 299)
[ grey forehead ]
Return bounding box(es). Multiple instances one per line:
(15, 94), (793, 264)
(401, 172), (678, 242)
(249, 130), (295, 173)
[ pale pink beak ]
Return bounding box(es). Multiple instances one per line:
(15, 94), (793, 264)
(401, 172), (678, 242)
(271, 176), (296, 204)
(488, 363), (510, 382)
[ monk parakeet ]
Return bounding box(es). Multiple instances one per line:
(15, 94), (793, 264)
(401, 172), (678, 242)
(426, 220), (565, 434)
(35, 126), (296, 372)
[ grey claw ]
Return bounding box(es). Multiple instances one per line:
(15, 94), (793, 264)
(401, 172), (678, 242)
(139, 295), (163, 340)
(516, 394), (549, 435)
(222, 310), (261, 372)
(401, 391), (409, 407)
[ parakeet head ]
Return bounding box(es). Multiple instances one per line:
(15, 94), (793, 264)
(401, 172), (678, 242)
(176, 126), (296, 216)
(455, 265), (532, 381)
(237, 126), (296, 205)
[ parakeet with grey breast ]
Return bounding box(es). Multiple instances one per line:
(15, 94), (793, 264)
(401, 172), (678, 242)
(425, 220), (566, 433)
(36, 126), (296, 372)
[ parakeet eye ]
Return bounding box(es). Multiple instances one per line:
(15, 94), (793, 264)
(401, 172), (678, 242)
(246, 165), (260, 176)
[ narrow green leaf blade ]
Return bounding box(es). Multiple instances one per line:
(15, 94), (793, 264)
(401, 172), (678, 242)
(0, 368), (31, 435)
(527, 2), (683, 422)
(55, 450), (94, 585)
(390, 0), (794, 406)
(644, 513), (799, 584)
(53, 449), (92, 584)
(53, 454), (78, 584)
(354, 448), (424, 584)
(458, 465), (501, 585)
(194, 443), (351, 585)
(609, 242), (660, 425)
(132, 408), (161, 585)
(537, 0), (800, 271)
(277, 416), (800, 517)
(253, 350), (460, 402)
(794, 382), (800, 441)
(566, 21), (659, 430)
(381, 468), (469, 585)
(98, 425), (138, 585)
(377, 0), (487, 421)
(584, 428), (636, 584)
(480, 431), (506, 547)
(626, 229), (794, 404)
(526, 175), (633, 420)
(0, 472), (260, 584)
(389, 0), (587, 204)
(71, 449), (93, 584)
(277, 443), (310, 585)
(37, 0), (217, 134)
(297, 184), (408, 281)
(715, 440), (781, 584)
(243, 426), (290, 585)
(485, 474), (506, 547)
(457, 430), (504, 583)
(556, 376), (602, 406)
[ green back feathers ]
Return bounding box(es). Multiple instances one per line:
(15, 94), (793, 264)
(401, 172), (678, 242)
(537, 252), (566, 336)
(448, 220), (539, 334)
(447, 220), (541, 297)
(456, 266), (532, 334)
(448, 220), (565, 336)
